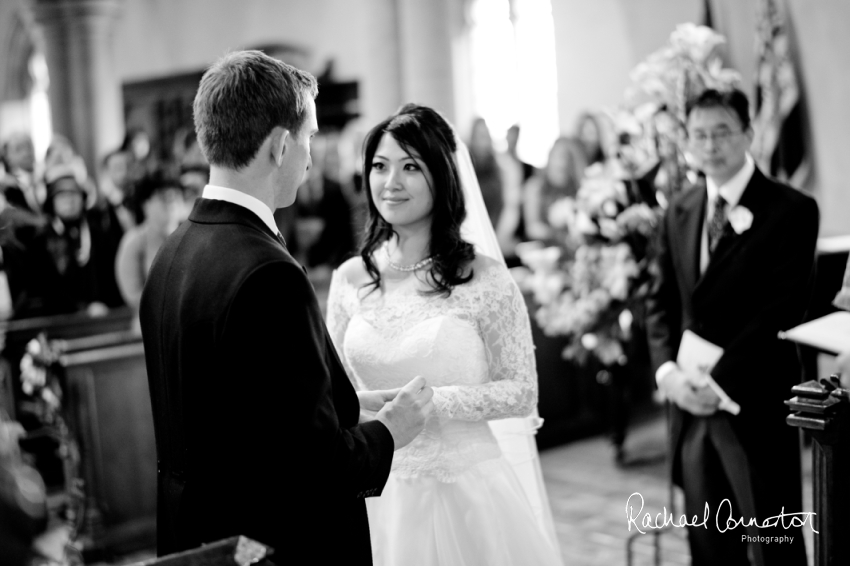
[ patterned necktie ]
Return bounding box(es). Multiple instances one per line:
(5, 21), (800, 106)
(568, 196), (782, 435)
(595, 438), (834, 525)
(708, 194), (727, 253)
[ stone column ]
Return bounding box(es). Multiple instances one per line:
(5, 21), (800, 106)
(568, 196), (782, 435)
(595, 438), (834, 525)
(359, 0), (404, 129)
(31, 0), (124, 176)
(397, 0), (457, 122)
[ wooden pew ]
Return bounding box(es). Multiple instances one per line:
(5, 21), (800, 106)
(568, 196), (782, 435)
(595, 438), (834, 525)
(0, 307), (134, 420)
(787, 377), (850, 566)
(55, 329), (157, 558)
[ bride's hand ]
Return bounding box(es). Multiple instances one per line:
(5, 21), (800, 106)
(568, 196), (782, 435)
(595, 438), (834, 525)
(357, 388), (403, 413)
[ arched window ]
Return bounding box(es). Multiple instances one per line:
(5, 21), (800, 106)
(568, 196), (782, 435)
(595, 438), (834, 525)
(469, 0), (559, 166)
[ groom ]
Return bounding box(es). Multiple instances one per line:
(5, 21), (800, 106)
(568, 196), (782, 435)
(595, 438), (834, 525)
(140, 51), (433, 564)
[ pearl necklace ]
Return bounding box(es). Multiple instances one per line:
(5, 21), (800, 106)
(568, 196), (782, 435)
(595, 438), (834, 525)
(385, 247), (434, 272)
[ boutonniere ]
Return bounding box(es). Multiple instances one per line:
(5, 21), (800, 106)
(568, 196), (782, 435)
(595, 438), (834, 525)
(727, 206), (753, 234)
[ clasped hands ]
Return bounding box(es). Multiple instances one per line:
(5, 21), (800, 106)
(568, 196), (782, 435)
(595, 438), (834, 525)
(660, 366), (722, 416)
(358, 375), (434, 450)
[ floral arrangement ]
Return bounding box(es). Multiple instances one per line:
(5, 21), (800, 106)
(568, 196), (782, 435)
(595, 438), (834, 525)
(17, 333), (84, 565)
(520, 163), (659, 366)
(519, 24), (740, 367)
(20, 333), (64, 421)
(627, 23), (742, 123)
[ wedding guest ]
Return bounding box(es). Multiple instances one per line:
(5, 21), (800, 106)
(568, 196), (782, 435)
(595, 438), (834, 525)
(99, 149), (137, 230)
(1, 133), (40, 213)
(297, 134), (356, 268)
(115, 172), (183, 321)
(468, 117), (504, 229)
(635, 106), (690, 208)
(178, 164), (209, 216)
(575, 111), (608, 166)
(497, 124), (535, 264)
(121, 127), (159, 184)
(523, 136), (587, 241)
(646, 88), (817, 566)
(15, 164), (119, 318)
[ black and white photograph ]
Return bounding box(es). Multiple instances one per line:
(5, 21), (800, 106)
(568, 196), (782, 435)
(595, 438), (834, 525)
(1, 1), (848, 565)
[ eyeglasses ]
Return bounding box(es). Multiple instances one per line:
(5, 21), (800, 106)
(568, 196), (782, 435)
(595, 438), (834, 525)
(688, 128), (743, 146)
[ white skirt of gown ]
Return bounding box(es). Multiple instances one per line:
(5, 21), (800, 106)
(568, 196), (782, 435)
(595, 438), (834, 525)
(367, 456), (563, 566)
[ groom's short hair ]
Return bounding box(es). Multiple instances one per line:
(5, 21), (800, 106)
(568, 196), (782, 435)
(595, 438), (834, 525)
(193, 50), (318, 169)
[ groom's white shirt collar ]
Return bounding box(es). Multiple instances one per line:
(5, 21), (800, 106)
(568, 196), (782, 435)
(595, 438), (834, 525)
(201, 184), (280, 236)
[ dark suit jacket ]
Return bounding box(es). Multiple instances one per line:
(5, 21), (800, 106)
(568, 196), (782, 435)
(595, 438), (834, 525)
(139, 198), (394, 564)
(645, 167), (818, 491)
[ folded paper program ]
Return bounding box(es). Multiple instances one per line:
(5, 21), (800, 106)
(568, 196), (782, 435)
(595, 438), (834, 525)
(677, 329), (741, 415)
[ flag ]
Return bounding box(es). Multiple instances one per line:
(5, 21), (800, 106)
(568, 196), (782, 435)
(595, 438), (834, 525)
(751, 0), (811, 188)
(702, 0), (714, 28)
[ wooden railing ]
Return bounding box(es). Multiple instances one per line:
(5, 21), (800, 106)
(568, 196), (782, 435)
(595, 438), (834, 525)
(786, 376), (850, 566)
(0, 307), (157, 558)
(127, 536), (275, 566)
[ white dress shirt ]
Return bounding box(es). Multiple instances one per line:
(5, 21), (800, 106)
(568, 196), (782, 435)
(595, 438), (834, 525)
(656, 154), (755, 386)
(201, 184), (281, 237)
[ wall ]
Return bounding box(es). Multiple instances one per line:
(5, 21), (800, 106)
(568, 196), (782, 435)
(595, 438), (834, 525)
(550, 0), (703, 135)
(113, 0), (366, 85)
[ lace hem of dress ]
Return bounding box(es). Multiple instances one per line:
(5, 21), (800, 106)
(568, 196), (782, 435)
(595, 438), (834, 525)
(390, 451), (503, 483)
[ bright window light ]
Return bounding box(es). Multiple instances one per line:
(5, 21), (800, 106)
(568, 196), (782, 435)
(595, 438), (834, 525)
(469, 0), (559, 167)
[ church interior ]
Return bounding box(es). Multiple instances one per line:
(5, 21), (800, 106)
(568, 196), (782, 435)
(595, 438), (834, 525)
(1, 0), (849, 564)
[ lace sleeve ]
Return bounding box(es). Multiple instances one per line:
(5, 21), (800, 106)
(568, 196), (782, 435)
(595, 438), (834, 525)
(432, 266), (538, 420)
(326, 269), (358, 390)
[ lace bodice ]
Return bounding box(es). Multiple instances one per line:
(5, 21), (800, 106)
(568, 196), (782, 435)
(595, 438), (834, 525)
(326, 262), (538, 481)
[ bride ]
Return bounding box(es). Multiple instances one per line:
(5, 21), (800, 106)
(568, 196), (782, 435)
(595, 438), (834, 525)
(326, 104), (564, 566)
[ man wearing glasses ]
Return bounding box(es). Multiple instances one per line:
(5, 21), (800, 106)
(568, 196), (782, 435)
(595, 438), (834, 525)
(646, 88), (818, 566)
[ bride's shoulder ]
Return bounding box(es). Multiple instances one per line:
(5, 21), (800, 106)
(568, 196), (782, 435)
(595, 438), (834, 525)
(334, 256), (373, 288)
(467, 254), (508, 283)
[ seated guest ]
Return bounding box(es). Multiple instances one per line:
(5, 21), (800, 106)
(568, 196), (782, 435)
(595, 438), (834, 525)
(0, 180), (45, 318)
(523, 136), (587, 241)
(13, 164), (119, 318)
(1, 132), (41, 213)
(99, 149), (137, 230)
(115, 173), (184, 320)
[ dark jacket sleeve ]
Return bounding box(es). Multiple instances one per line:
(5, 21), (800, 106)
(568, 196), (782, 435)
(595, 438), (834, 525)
(222, 260), (393, 498)
(645, 206), (682, 377)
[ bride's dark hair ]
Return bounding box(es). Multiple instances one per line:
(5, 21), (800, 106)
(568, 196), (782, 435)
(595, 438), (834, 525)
(360, 103), (475, 296)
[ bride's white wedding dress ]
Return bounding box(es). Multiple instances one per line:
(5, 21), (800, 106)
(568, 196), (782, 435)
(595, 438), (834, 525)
(327, 261), (564, 566)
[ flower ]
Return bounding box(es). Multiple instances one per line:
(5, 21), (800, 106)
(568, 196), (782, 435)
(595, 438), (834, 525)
(520, 23), (740, 368)
(727, 206), (753, 234)
(670, 23), (725, 63)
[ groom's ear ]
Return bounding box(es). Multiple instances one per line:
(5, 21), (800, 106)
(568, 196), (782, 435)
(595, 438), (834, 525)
(269, 127), (290, 167)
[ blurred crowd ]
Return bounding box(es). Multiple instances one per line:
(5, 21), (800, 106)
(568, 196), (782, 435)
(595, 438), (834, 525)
(0, 128), (209, 323)
(0, 109), (628, 324)
(467, 112), (617, 267)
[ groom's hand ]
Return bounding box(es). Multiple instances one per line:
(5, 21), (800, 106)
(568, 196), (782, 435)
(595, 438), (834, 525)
(357, 389), (402, 413)
(374, 376), (434, 450)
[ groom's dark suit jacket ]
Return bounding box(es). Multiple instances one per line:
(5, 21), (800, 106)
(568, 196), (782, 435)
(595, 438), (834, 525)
(646, 167), (817, 546)
(140, 198), (394, 564)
